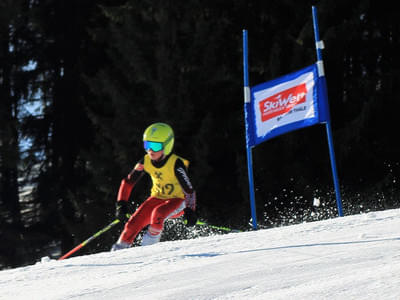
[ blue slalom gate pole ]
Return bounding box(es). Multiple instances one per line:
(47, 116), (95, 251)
(243, 29), (258, 229)
(312, 6), (344, 216)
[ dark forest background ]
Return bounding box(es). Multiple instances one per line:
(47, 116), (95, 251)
(1, 0), (399, 269)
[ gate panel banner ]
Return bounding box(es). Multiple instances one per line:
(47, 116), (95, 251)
(245, 64), (329, 147)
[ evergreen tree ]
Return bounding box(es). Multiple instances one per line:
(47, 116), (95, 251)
(0, 0), (21, 228)
(0, 0), (38, 267)
(21, 0), (117, 257)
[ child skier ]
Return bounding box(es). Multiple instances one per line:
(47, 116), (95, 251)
(111, 123), (197, 250)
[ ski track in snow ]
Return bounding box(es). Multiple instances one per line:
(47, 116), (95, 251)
(1, 209), (400, 299)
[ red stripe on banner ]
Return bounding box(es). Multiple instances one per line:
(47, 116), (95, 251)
(259, 83), (307, 122)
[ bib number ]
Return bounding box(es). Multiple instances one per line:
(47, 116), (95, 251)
(156, 183), (175, 195)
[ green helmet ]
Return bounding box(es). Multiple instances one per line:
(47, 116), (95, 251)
(143, 123), (174, 155)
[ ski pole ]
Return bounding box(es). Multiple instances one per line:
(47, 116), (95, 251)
(196, 220), (241, 232)
(58, 218), (121, 260)
(196, 220), (240, 232)
(185, 219), (241, 232)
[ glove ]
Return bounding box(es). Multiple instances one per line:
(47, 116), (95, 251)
(115, 201), (130, 222)
(184, 191), (196, 210)
(184, 207), (198, 227)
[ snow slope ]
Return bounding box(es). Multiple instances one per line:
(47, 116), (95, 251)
(1, 209), (400, 299)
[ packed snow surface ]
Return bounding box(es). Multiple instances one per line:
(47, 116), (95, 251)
(1, 209), (400, 299)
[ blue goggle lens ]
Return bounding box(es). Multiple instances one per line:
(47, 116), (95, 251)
(144, 141), (163, 152)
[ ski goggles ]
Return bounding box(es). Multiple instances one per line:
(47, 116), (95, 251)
(143, 141), (163, 152)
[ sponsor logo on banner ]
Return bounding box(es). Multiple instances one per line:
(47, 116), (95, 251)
(258, 83), (307, 122)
